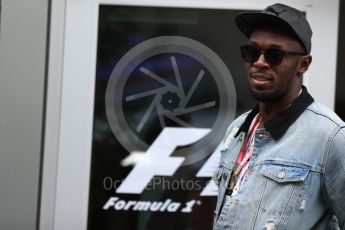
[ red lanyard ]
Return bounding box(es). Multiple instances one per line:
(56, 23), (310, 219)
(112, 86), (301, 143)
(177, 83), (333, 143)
(234, 115), (261, 174)
(227, 114), (261, 193)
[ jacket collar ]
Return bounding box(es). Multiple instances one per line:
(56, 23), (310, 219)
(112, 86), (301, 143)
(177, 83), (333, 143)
(235, 86), (314, 140)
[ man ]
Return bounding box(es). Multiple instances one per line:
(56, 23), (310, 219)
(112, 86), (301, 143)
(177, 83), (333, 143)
(213, 3), (345, 230)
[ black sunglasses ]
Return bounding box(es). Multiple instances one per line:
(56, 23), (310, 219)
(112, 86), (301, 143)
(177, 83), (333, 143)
(240, 44), (306, 66)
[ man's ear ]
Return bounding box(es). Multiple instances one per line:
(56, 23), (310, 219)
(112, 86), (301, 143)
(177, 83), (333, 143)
(298, 55), (312, 75)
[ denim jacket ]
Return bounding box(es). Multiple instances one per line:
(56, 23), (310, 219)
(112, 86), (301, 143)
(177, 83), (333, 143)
(213, 87), (345, 230)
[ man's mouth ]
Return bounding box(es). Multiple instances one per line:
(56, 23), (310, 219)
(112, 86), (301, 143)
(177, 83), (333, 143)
(250, 73), (272, 87)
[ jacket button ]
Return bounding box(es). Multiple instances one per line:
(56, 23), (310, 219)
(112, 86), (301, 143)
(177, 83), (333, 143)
(278, 169), (285, 179)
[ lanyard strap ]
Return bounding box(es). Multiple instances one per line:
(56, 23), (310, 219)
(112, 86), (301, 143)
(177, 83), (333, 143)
(234, 115), (261, 173)
(228, 114), (261, 191)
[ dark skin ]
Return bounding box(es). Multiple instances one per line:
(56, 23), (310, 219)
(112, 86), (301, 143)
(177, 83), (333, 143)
(245, 26), (312, 127)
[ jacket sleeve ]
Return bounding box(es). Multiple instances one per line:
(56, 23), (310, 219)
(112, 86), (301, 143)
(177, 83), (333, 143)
(321, 127), (345, 229)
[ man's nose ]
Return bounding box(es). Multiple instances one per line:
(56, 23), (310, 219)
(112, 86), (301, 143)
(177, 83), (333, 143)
(253, 53), (270, 68)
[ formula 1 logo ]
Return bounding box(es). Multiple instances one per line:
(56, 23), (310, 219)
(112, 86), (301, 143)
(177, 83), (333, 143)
(116, 127), (221, 196)
(105, 36), (236, 195)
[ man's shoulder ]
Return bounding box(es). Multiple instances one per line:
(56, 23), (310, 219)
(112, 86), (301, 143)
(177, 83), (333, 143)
(234, 110), (252, 123)
(224, 110), (252, 136)
(305, 101), (345, 127)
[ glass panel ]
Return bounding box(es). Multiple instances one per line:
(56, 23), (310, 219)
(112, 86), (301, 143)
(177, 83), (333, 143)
(88, 5), (255, 230)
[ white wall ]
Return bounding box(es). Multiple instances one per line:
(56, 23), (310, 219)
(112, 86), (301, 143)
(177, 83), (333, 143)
(0, 0), (48, 229)
(307, 0), (340, 108)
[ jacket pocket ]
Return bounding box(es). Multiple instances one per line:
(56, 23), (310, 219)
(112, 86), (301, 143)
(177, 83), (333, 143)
(260, 162), (310, 183)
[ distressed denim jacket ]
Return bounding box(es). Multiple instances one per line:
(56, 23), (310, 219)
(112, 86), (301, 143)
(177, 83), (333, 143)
(213, 87), (345, 230)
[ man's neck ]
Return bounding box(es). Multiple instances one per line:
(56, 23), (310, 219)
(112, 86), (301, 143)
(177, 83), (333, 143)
(258, 87), (302, 127)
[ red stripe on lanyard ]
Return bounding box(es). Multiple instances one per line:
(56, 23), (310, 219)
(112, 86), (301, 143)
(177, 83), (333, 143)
(235, 114), (261, 171)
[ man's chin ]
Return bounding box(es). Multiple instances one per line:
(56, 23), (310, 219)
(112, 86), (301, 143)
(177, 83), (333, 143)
(250, 89), (283, 103)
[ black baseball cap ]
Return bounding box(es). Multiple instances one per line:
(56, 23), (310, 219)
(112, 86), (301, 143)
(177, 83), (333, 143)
(235, 3), (313, 54)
